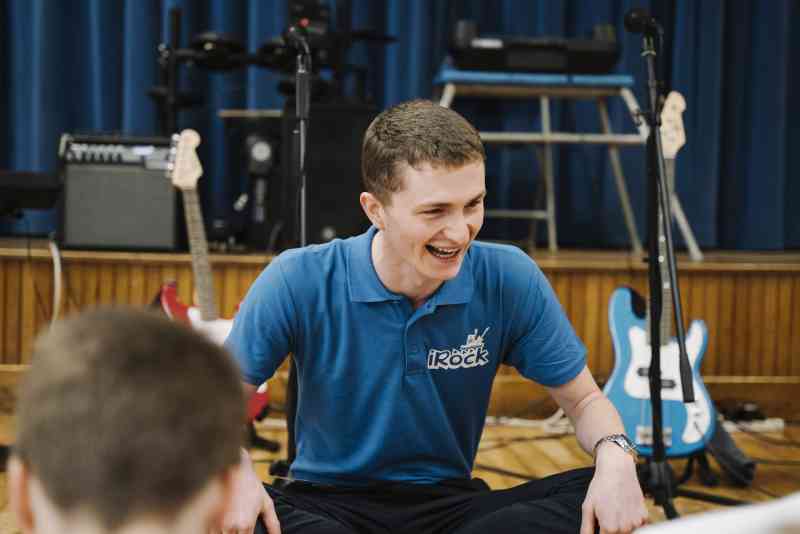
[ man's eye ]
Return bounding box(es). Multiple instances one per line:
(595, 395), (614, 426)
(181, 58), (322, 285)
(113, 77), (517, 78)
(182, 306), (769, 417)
(424, 209), (442, 215)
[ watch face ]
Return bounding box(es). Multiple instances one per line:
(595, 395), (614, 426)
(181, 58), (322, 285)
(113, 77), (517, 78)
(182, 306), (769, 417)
(616, 435), (637, 454)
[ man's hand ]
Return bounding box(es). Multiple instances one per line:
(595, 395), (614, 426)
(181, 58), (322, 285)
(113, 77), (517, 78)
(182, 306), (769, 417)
(216, 449), (281, 534)
(580, 444), (648, 534)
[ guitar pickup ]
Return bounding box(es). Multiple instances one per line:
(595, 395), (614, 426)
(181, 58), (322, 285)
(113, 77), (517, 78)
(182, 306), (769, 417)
(636, 367), (677, 388)
(635, 425), (672, 447)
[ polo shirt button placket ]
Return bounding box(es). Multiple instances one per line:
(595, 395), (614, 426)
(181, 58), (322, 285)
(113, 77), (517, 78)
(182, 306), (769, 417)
(406, 341), (427, 375)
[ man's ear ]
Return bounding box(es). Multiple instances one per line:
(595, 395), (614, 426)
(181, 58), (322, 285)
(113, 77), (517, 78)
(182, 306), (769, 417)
(8, 456), (36, 533)
(359, 192), (386, 230)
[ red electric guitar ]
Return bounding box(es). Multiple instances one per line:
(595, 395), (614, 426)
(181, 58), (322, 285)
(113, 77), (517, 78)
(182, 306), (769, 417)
(158, 129), (233, 343)
(158, 130), (270, 425)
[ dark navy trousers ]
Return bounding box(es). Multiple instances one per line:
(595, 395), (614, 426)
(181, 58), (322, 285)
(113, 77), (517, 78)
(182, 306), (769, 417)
(255, 467), (594, 534)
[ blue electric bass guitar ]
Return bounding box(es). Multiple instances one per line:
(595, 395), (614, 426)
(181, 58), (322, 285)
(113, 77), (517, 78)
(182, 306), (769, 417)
(604, 92), (715, 457)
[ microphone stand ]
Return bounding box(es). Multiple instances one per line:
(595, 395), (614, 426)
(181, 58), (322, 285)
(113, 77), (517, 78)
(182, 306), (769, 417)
(287, 38), (311, 463)
(290, 33), (312, 248)
(270, 27), (312, 484)
(630, 19), (748, 519)
(638, 29), (681, 518)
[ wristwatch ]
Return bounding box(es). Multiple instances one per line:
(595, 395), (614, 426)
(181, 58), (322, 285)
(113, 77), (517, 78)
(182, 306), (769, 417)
(593, 434), (638, 459)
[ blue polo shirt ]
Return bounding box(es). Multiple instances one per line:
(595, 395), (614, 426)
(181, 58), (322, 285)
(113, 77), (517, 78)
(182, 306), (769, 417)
(225, 226), (585, 485)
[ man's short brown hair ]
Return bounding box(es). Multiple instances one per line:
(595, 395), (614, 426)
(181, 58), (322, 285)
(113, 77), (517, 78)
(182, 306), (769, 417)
(362, 99), (485, 204)
(13, 308), (245, 530)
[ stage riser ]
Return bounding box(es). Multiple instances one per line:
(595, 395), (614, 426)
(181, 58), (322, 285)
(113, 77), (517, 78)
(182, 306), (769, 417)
(1, 250), (798, 417)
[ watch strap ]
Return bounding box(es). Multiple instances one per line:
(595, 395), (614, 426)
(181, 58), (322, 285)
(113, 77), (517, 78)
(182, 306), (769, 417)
(593, 433), (638, 458)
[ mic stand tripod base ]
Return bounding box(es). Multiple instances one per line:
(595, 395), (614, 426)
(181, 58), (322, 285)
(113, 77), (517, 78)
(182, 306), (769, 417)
(638, 457), (752, 518)
(638, 459), (678, 519)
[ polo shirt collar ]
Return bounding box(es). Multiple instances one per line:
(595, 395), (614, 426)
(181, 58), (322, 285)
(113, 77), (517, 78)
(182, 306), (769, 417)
(431, 252), (473, 306)
(348, 226), (403, 302)
(347, 226), (475, 306)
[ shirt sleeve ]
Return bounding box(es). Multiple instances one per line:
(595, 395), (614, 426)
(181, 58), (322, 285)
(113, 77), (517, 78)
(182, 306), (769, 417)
(502, 259), (586, 387)
(224, 255), (297, 385)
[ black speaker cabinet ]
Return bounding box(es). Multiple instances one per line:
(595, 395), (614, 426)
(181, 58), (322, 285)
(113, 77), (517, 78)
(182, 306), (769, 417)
(220, 109), (284, 251)
(277, 102), (378, 247)
(58, 135), (185, 251)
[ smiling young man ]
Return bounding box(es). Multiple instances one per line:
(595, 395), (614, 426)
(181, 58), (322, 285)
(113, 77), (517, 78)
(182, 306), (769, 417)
(223, 99), (648, 534)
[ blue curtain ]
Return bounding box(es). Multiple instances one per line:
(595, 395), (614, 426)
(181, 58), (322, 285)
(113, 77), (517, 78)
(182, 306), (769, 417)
(2, 0), (798, 249)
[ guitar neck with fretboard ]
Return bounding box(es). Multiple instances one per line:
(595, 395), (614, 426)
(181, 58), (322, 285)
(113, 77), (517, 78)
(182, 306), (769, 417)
(167, 130), (218, 321)
(645, 91), (686, 345)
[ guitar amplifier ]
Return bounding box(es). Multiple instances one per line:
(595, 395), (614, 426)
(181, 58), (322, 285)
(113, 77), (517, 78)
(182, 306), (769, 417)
(58, 134), (185, 251)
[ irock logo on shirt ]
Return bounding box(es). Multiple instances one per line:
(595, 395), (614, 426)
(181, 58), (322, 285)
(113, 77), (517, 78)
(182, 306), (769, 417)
(427, 327), (491, 370)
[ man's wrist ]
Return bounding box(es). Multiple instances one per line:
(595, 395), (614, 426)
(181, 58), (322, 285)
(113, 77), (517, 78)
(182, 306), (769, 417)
(594, 442), (638, 477)
(593, 434), (638, 464)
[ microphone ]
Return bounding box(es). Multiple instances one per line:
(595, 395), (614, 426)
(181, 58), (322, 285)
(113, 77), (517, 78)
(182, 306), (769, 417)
(623, 8), (661, 35)
(283, 23), (311, 55)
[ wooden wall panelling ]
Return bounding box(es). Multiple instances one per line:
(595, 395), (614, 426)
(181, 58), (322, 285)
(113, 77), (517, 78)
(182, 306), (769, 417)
(4, 260), (21, 363)
(28, 262), (53, 362)
(746, 274), (765, 375)
(237, 265), (261, 308)
(129, 263), (145, 306)
(176, 264), (193, 307)
(144, 264), (162, 306)
(222, 264), (240, 318)
(2, 249), (799, 417)
(113, 263), (130, 306)
(569, 273), (587, 359)
(552, 271), (571, 317)
(762, 274), (780, 375)
(20, 262), (35, 360)
(716, 274), (735, 376)
(776, 274), (793, 376)
(596, 272), (617, 378)
(792, 276), (800, 375)
(81, 262), (99, 311)
(732, 274), (750, 376)
(701, 273), (721, 375)
(678, 272), (692, 336)
(64, 260), (82, 315)
(0, 259), (5, 361)
(212, 269), (224, 316)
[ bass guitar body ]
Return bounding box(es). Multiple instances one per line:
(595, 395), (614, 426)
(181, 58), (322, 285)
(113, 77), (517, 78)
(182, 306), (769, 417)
(604, 287), (715, 457)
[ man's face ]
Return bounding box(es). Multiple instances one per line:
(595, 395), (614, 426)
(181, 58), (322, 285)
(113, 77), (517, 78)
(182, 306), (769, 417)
(376, 160), (485, 285)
